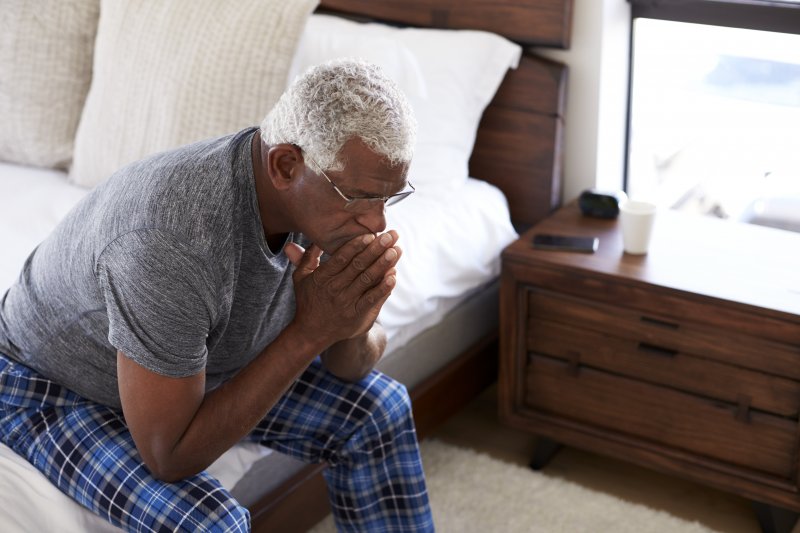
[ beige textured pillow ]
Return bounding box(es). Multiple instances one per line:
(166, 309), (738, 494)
(69, 0), (318, 188)
(0, 1), (100, 169)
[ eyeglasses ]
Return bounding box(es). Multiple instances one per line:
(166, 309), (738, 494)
(304, 153), (415, 213)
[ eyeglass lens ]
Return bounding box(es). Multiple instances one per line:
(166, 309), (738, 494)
(343, 191), (409, 213)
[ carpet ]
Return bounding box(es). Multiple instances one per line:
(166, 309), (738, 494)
(309, 439), (721, 532)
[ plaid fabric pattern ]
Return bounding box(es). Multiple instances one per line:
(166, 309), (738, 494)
(248, 359), (434, 532)
(0, 353), (433, 532)
(0, 353), (249, 532)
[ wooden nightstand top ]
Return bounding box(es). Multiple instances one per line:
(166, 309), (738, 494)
(503, 202), (800, 319)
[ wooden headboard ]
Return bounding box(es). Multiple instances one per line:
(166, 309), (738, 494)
(317, 0), (571, 229)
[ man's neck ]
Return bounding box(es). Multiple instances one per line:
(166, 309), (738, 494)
(250, 132), (288, 250)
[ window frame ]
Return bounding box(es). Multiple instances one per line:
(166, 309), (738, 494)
(630, 0), (800, 34)
(624, 0), (800, 191)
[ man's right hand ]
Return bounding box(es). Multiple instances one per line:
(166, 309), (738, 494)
(285, 230), (402, 349)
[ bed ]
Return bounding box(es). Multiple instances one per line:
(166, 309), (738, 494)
(0, 0), (570, 531)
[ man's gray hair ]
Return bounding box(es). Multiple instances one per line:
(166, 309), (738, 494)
(260, 58), (416, 173)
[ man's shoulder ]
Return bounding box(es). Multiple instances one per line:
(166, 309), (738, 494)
(105, 128), (256, 217)
(83, 128), (257, 269)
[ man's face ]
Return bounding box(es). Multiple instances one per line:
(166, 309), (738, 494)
(293, 138), (410, 255)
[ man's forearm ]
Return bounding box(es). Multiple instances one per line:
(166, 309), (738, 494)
(134, 322), (327, 482)
(321, 322), (387, 382)
(161, 322), (384, 479)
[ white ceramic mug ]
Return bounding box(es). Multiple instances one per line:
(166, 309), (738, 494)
(619, 200), (657, 254)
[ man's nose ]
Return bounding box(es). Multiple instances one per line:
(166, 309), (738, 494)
(356, 202), (387, 234)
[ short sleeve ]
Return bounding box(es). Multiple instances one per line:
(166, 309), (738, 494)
(95, 229), (218, 377)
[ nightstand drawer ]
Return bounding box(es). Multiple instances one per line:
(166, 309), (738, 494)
(526, 319), (800, 418)
(524, 355), (797, 478)
(526, 288), (800, 380)
(517, 264), (800, 347)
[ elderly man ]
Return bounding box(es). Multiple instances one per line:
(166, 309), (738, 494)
(0, 59), (433, 532)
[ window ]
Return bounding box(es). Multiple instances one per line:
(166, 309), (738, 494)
(626, 0), (800, 232)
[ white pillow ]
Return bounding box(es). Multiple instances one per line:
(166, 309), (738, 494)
(379, 178), (518, 334)
(290, 15), (522, 189)
(287, 18), (428, 100)
(0, 0), (100, 169)
(69, 0), (318, 188)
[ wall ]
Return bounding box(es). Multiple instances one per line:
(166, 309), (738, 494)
(535, 0), (632, 203)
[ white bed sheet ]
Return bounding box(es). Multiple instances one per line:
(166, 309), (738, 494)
(0, 164), (516, 530)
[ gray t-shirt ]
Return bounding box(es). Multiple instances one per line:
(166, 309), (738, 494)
(0, 127), (300, 409)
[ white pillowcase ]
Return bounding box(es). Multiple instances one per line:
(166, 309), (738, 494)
(0, 0), (99, 169)
(289, 14), (522, 189)
(287, 18), (428, 101)
(378, 178), (518, 334)
(69, 0), (318, 188)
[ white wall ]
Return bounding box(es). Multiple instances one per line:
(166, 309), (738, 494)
(534, 0), (632, 203)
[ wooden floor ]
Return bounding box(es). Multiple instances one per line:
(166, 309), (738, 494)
(428, 383), (770, 533)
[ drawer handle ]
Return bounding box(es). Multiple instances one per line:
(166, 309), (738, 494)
(640, 316), (679, 329)
(567, 350), (580, 376)
(736, 394), (751, 423)
(637, 342), (678, 358)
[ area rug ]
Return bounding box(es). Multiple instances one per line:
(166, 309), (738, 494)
(309, 439), (720, 533)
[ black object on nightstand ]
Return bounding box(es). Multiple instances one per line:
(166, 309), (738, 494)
(578, 188), (627, 219)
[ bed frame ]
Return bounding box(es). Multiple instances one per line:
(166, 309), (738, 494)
(250, 1), (571, 530)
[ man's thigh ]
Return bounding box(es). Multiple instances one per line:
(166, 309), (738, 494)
(244, 357), (433, 532)
(246, 357), (411, 458)
(0, 353), (250, 532)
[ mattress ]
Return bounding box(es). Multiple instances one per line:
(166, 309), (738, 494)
(0, 163), (516, 530)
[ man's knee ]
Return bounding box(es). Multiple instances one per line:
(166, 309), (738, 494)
(209, 502), (250, 532)
(360, 372), (415, 437)
(378, 374), (412, 415)
(172, 495), (250, 532)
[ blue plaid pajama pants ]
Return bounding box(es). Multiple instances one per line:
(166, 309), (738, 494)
(0, 352), (434, 532)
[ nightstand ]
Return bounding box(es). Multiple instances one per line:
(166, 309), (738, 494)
(499, 202), (800, 533)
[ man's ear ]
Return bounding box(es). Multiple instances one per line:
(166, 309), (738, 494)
(266, 144), (303, 191)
